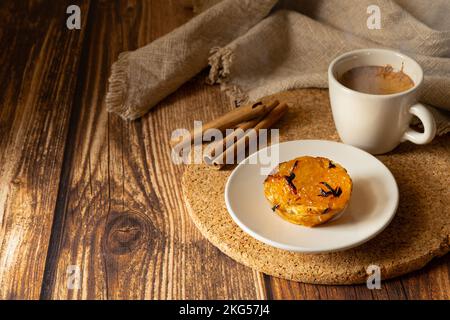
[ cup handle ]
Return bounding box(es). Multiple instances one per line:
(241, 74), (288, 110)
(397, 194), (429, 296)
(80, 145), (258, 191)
(401, 103), (436, 144)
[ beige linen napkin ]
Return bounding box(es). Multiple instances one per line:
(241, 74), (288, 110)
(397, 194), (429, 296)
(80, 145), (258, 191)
(106, 0), (276, 119)
(106, 0), (450, 135)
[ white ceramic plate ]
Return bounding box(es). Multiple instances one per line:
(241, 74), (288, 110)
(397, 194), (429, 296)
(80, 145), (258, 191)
(225, 140), (399, 253)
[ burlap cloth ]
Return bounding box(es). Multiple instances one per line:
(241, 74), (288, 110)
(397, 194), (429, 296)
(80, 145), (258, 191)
(106, 0), (450, 135)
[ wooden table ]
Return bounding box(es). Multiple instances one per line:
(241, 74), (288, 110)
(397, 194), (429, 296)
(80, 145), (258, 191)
(0, 0), (449, 300)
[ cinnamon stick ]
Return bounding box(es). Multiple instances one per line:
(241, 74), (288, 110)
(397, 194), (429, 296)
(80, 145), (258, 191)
(210, 102), (288, 169)
(170, 100), (279, 152)
(203, 100), (280, 164)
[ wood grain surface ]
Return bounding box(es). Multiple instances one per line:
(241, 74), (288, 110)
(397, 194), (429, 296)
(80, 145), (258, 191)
(0, 0), (448, 300)
(0, 0), (90, 299)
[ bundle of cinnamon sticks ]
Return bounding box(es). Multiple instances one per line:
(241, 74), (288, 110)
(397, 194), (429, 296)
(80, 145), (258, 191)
(170, 100), (288, 169)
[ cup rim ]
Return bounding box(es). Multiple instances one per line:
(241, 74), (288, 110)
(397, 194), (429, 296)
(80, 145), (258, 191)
(328, 48), (424, 99)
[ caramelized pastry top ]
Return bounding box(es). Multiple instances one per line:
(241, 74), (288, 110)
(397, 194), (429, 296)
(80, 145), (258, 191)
(263, 156), (352, 227)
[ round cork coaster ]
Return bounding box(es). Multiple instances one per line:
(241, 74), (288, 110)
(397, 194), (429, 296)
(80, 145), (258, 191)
(182, 89), (450, 284)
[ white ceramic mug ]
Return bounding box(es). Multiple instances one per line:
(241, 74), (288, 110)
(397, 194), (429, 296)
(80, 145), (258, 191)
(328, 48), (436, 154)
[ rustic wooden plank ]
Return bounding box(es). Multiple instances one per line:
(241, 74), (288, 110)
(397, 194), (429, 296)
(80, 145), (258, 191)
(399, 254), (450, 299)
(266, 277), (401, 300)
(0, 1), (90, 299)
(42, 0), (261, 299)
(265, 257), (449, 299)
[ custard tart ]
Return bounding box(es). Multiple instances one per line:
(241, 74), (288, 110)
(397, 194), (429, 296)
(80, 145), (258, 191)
(263, 156), (352, 227)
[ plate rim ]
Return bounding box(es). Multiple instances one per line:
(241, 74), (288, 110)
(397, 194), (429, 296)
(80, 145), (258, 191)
(224, 139), (399, 254)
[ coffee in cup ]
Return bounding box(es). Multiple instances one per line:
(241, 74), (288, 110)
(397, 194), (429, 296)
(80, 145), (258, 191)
(328, 49), (436, 155)
(338, 65), (414, 95)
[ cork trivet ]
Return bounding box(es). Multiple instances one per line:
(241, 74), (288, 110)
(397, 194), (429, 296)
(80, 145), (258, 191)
(182, 89), (450, 284)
